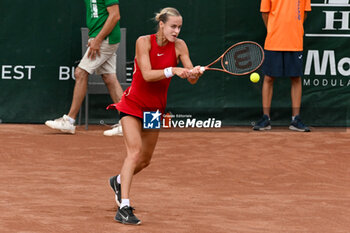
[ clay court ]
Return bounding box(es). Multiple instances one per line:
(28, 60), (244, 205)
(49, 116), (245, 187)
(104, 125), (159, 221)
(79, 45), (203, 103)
(0, 124), (349, 233)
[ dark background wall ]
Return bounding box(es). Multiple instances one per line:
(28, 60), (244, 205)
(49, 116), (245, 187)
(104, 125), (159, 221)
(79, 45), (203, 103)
(0, 0), (349, 126)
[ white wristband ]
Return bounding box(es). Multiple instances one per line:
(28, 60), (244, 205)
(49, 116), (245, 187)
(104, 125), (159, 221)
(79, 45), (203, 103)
(164, 67), (173, 78)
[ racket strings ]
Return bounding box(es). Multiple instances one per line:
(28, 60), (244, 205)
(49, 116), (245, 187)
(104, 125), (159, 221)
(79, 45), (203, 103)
(223, 43), (263, 75)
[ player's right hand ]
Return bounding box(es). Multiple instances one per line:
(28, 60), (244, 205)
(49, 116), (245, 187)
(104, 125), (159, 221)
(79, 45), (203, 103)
(172, 67), (192, 79)
(87, 38), (102, 60)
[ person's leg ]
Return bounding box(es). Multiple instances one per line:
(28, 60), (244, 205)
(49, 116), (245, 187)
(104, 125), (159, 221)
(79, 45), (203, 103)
(101, 74), (124, 136)
(253, 51), (281, 131)
(262, 75), (275, 117)
(134, 129), (159, 174)
(101, 73), (124, 103)
(290, 76), (302, 116)
(285, 52), (310, 132)
(44, 67), (88, 134)
(66, 67), (89, 119)
(114, 115), (159, 225)
(98, 48), (124, 136)
(119, 116), (159, 200)
(253, 75), (274, 130)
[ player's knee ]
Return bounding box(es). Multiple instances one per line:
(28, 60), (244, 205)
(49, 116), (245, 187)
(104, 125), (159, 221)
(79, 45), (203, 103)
(140, 159), (151, 169)
(74, 68), (87, 82)
(102, 74), (117, 85)
(127, 150), (143, 165)
(290, 76), (301, 83)
(264, 75), (275, 83)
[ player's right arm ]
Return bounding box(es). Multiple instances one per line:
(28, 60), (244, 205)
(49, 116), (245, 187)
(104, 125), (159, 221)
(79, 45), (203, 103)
(260, 0), (270, 29)
(88, 4), (120, 60)
(135, 36), (192, 82)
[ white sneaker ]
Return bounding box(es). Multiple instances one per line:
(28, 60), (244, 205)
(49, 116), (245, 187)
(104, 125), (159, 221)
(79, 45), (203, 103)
(45, 115), (76, 134)
(103, 124), (123, 136)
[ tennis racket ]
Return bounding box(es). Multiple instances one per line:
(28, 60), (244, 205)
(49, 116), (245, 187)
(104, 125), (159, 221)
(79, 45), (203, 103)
(199, 41), (264, 76)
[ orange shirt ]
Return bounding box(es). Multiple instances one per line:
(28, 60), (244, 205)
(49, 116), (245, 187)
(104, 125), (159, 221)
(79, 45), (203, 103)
(260, 0), (311, 51)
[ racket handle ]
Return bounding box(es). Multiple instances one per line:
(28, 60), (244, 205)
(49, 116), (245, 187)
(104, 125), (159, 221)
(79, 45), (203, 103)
(189, 66), (206, 73)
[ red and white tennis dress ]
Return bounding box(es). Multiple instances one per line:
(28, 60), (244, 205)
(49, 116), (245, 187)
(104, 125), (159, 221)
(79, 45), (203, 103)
(114, 34), (178, 118)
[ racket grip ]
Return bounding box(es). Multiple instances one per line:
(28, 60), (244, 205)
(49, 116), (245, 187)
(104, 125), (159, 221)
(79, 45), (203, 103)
(200, 66), (206, 72)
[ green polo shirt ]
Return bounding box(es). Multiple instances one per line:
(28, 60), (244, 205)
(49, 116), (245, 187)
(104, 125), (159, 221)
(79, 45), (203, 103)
(84, 0), (120, 44)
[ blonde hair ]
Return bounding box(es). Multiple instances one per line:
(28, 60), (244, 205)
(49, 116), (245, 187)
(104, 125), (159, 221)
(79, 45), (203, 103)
(154, 7), (181, 24)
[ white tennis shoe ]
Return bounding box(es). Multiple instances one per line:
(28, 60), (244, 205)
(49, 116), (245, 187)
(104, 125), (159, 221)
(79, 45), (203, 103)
(45, 115), (76, 134)
(103, 123), (123, 136)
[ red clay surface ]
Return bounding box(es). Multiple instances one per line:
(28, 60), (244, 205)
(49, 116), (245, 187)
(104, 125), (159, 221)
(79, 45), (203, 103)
(0, 124), (349, 233)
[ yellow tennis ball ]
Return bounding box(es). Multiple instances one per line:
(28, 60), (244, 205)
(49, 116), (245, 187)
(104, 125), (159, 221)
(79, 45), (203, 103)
(250, 72), (260, 83)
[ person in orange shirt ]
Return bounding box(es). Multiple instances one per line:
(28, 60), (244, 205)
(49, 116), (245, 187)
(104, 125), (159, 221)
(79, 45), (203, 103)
(253, 0), (311, 132)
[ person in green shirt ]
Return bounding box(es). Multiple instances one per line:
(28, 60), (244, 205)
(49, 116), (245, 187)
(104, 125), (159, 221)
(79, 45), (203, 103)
(45, 0), (124, 135)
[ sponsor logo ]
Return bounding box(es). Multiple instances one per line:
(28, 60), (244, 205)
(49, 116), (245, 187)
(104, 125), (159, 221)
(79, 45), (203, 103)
(304, 50), (350, 87)
(120, 213), (129, 221)
(306, 0), (350, 38)
(0, 65), (36, 80)
(233, 47), (252, 70)
(157, 53), (164, 56)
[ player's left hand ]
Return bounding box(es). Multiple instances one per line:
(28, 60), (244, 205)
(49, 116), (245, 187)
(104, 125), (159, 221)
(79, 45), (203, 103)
(190, 66), (204, 77)
(187, 66), (203, 84)
(87, 38), (102, 60)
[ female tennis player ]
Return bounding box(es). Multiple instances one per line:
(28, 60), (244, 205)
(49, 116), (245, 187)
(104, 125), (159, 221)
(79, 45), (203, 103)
(108, 7), (203, 225)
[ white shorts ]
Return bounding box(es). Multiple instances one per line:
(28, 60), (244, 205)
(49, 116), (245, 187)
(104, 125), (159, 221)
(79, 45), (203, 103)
(78, 38), (119, 75)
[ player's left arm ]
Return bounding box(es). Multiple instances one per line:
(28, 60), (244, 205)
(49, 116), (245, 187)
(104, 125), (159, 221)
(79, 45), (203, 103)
(176, 39), (202, 85)
(88, 4), (120, 59)
(304, 12), (308, 23)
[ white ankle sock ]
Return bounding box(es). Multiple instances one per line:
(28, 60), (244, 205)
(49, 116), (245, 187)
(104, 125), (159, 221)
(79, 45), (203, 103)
(292, 116), (296, 121)
(65, 115), (75, 124)
(117, 175), (121, 184)
(120, 199), (130, 208)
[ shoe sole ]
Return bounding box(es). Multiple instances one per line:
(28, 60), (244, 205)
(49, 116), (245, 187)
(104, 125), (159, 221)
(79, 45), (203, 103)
(253, 125), (271, 131)
(109, 176), (121, 207)
(114, 216), (141, 225)
(103, 132), (123, 136)
(289, 125), (310, 132)
(45, 122), (75, 134)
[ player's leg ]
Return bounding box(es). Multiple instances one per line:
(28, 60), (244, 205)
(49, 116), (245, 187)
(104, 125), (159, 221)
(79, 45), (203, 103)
(101, 73), (124, 136)
(66, 67), (89, 119)
(119, 116), (142, 199)
(100, 72), (124, 136)
(253, 75), (274, 130)
(285, 51), (310, 132)
(113, 115), (142, 225)
(290, 76), (302, 116)
(44, 66), (88, 134)
(262, 75), (275, 117)
(45, 40), (116, 134)
(119, 116), (159, 199)
(115, 115), (159, 225)
(102, 73), (124, 103)
(70, 40), (118, 120)
(253, 50), (281, 130)
(134, 129), (159, 174)
(110, 115), (158, 205)
(97, 48), (125, 136)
